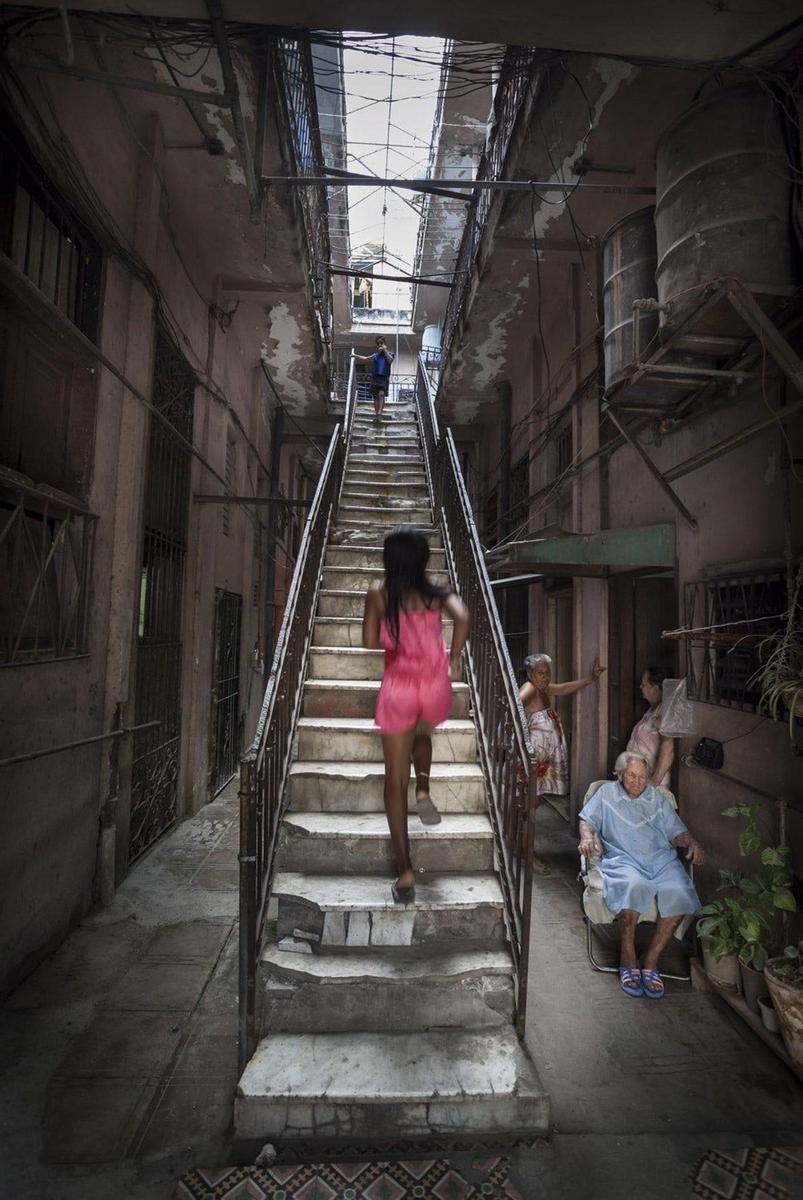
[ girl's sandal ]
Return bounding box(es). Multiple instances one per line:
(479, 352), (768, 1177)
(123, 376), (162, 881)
(416, 774), (442, 826)
(391, 881), (416, 905)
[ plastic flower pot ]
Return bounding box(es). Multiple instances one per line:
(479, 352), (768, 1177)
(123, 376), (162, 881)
(740, 961), (770, 1013)
(699, 935), (740, 992)
(757, 994), (781, 1035)
(765, 959), (803, 1068)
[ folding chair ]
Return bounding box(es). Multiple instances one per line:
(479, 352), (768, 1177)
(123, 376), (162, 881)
(579, 779), (693, 983)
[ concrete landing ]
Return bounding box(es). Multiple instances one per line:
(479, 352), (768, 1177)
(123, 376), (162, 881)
(235, 1028), (550, 1140)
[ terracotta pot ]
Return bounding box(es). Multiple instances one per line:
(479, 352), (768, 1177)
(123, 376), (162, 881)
(765, 959), (803, 1068)
(699, 936), (740, 992)
(757, 994), (781, 1035)
(740, 961), (769, 1013)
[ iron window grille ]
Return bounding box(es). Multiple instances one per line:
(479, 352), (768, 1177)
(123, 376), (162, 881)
(0, 467), (96, 665)
(684, 570), (787, 713)
(1, 127), (102, 339)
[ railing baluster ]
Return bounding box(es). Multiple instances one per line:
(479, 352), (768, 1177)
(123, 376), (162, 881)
(414, 353), (537, 1039)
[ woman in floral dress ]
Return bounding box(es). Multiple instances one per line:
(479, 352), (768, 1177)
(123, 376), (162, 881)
(519, 653), (605, 871)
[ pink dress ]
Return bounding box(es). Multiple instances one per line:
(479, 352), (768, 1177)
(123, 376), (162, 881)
(375, 607), (452, 734)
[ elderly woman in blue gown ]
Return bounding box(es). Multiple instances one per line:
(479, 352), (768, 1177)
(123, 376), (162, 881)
(578, 750), (705, 999)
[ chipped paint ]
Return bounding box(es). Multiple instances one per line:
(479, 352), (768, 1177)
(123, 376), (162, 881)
(261, 303), (318, 414)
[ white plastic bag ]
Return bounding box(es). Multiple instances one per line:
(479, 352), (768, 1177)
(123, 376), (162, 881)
(659, 678), (694, 736)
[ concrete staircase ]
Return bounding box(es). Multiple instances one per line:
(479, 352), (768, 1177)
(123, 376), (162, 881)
(235, 403), (549, 1143)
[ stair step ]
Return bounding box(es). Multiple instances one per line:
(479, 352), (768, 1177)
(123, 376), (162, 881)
(296, 717), (476, 762)
(235, 1028), (550, 1140)
(340, 489), (429, 507)
(321, 565), (449, 592)
(348, 453), (425, 466)
(308, 646), (384, 679)
(274, 872), (504, 946)
(331, 526), (442, 548)
(302, 679), (469, 720)
(278, 812), (492, 874)
(325, 545), (444, 569)
(259, 944), (514, 1033)
(287, 760), (484, 813)
(338, 505), (433, 525)
(312, 617), (452, 648)
(345, 467), (427, 482)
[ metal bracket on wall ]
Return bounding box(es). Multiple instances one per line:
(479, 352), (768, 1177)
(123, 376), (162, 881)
(602, 406), (698, 530)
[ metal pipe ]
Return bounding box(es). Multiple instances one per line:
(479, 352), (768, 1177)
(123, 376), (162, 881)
(205, 0), (261, 220)
(663, 399), (803, 483)
(262, 173), (657, 196)
(682, 754), (787, 806)
(329, 266), (452, 290)
(0, 721), (160, 769)
(6, 50), (231, 106)
(603, 407), (698, 530)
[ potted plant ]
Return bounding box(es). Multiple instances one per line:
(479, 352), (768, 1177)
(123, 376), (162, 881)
(697, 900), (741, 991)
(765, 941), (803, 1067)
(750, 562), (803, 752)
(719, 805), (798, 1011)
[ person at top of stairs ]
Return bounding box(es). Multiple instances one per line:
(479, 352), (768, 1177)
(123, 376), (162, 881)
(362, 524), (470, 905)
(354, 336), (395, 418)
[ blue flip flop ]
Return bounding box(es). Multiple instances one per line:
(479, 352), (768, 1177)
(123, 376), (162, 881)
(619, 966), (644, 998)
(641, 968), (665, 998)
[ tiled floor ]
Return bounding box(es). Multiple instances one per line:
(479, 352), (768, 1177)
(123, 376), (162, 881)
(1, 785), (801, 1200)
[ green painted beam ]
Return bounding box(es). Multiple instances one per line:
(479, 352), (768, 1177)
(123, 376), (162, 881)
(487, 523), (676, 569)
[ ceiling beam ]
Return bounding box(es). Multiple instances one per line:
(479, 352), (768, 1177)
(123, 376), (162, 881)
(205, 0), (262, 220)
(5, 49), (232, 105)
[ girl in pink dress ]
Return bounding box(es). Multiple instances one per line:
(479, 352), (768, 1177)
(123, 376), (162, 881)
(362, 525), (470, 903)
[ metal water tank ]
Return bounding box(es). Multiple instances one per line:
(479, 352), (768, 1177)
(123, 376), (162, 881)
(602, 206), (658, 392)
(655, 85), (796, 322)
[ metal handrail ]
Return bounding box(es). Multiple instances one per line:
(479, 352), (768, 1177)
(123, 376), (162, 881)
(238, 379), (357, 1070)
(274, 36), (333, 344)
(439, 48), (539, 371)
(415, 353), (538, 1035)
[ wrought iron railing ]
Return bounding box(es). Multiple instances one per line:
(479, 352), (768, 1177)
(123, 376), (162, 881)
(439, 48), (539, 371)
(274, 37), (333, 343)
(238, 361), (357, 1070)
(415, 355), (538, 1035)
(0, 468), (96, 665)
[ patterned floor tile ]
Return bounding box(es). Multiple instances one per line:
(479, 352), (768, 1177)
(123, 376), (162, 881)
(691, 1147), (803, 1200)
(177, 1156), (518, 1199)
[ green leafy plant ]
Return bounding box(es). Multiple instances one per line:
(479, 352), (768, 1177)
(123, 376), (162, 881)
(709, 804), (798, 971)
(697, 900), (740, 962)
(749, 561), (803, 753)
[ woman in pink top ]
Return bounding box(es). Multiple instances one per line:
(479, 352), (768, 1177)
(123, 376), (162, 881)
(362, 525), (470, 904)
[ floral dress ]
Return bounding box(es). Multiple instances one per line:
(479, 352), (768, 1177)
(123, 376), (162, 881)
(526, 706), (569, 796)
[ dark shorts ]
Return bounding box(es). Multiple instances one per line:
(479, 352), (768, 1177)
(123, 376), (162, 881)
(370, 375), (390, 396)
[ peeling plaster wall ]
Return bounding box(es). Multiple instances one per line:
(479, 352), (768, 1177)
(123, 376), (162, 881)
(0, 36), (312, 994)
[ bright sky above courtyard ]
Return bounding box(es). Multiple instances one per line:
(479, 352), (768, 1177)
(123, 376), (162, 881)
(339, 34), (445, 313)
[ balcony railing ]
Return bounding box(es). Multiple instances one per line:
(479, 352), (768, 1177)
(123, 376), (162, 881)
(439, 48), (539, 370)
(274, 38), (333, 344)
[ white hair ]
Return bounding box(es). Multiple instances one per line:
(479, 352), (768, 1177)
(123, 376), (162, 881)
(614, 750), (649, 776)
(524, 653), (552, 672)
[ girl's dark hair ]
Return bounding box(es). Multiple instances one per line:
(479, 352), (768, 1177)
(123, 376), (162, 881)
(643, 665), (668, 688)
(383, 524), (449, 645)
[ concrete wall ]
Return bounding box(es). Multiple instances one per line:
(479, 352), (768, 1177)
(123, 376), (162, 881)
(457, 57), (802, 897)
(0, 41), (325, 994)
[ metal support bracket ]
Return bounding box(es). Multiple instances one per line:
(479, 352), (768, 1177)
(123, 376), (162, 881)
(603, 407), (698, 530)
(725, 281), (803, 395)
(205, 0), (262, 220)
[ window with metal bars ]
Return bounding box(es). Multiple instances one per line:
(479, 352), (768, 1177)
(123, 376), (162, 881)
(555, 419), (573, 478)
(485, 487), (498, 549)
(685, 570), (787, 713)
(1, 127), (102, 339)
(510, 453), (530, 528)
(223, 432), (236, 537)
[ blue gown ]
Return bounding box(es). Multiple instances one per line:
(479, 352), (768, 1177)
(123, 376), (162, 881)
(578, 781), (701, 918)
